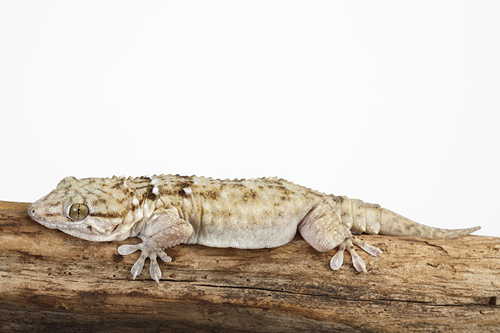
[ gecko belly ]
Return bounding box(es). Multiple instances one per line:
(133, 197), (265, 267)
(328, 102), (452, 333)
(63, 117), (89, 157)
(192, 217), (300, 249)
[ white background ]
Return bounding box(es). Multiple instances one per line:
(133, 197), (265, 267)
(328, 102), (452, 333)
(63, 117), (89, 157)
(1, 1), (498, 237)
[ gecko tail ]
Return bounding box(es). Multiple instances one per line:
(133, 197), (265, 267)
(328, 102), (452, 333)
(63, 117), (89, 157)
(378, 208), (481, 239)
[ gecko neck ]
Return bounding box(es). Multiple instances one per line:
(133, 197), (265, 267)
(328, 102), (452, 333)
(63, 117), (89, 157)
(110, 177), (164, 240)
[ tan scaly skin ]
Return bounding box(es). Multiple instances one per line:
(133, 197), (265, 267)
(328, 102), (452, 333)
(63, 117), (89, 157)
(28, 175), (481, 283)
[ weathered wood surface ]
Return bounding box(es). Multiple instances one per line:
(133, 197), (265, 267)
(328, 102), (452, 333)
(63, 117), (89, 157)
(0, 200), (499, 332)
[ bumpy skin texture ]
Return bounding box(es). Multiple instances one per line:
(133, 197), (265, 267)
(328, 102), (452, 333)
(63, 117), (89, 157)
(28, 175), (481, 282)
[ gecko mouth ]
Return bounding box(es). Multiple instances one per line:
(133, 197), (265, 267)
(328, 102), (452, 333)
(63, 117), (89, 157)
(28, 204), (56, 229)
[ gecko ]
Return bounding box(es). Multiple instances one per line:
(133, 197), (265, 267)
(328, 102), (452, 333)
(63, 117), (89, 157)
(28, 175), (481, 283)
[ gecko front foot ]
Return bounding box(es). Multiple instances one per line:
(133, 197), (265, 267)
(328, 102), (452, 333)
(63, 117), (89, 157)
(117, 212), (194, 282)
(118, 240), (172, 283)
(330, 238), (382, 272)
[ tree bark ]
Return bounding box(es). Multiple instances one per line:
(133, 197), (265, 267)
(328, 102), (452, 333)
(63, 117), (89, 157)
(0, 200), (499, 332)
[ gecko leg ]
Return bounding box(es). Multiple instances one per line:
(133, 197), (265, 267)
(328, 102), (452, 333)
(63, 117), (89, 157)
(299, 203), (382, 273)
(118, 213), (193, 283)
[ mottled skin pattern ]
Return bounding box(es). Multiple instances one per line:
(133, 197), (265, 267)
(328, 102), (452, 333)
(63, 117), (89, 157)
(28, 175), (481, 282)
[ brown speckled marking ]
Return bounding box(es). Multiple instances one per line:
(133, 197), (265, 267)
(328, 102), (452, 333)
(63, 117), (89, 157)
(91, 212), (127, 219)
(92, 198), (107, 207)
(241, 189), (257, 202)
(199, 189), (220, 200)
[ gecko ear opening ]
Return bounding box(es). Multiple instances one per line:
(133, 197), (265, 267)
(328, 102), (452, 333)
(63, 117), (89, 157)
(68, 203), (89, 221)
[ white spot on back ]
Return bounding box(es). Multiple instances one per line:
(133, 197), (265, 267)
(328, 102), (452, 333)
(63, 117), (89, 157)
(183, 187), (193, 196)
(132, 197), (139, 206)
(148, 176), (160, 196)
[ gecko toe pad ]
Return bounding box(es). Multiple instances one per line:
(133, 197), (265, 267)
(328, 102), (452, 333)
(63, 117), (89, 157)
(330, 238), (382, 272)
(118, 241), (172, 283)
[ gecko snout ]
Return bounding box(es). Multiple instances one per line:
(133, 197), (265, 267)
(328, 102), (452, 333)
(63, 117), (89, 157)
(27, 202), (60, 229)
(28, 204), (38, 219)
(28, 203), (45, 221)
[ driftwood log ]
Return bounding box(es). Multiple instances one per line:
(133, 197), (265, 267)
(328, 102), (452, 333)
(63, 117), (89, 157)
(0, 200), (499, 332)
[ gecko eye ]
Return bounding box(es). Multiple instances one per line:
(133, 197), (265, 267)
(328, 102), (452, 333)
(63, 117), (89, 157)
(68, 203), (89, 221)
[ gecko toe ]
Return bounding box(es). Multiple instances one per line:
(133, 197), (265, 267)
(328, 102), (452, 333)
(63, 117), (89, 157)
(118, 244), (141, 256)
(330, 243), (346, 270)
(158, 251), (172, 263)
(149, 254), (162, 283)
(131, 253), (147, 279)
(346, 244), (367, 272)
(352, 238), (382, 256)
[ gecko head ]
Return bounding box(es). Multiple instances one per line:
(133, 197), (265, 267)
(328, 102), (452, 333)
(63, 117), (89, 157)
(28, 176), (142, 242)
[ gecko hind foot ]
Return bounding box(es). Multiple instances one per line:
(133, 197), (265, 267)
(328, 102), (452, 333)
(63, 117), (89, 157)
(330, 238), (382, 272)
(118, 242), (172, 283)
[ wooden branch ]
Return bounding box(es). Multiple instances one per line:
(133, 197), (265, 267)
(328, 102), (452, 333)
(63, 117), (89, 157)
(0, 200), (499, 332)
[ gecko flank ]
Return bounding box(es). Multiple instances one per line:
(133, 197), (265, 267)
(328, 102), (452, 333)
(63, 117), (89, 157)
(28, 175), (480, 282)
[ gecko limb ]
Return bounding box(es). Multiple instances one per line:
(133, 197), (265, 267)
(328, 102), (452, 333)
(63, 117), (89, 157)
(118, 213), (193, 283)
(299, 203), (382, 272)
